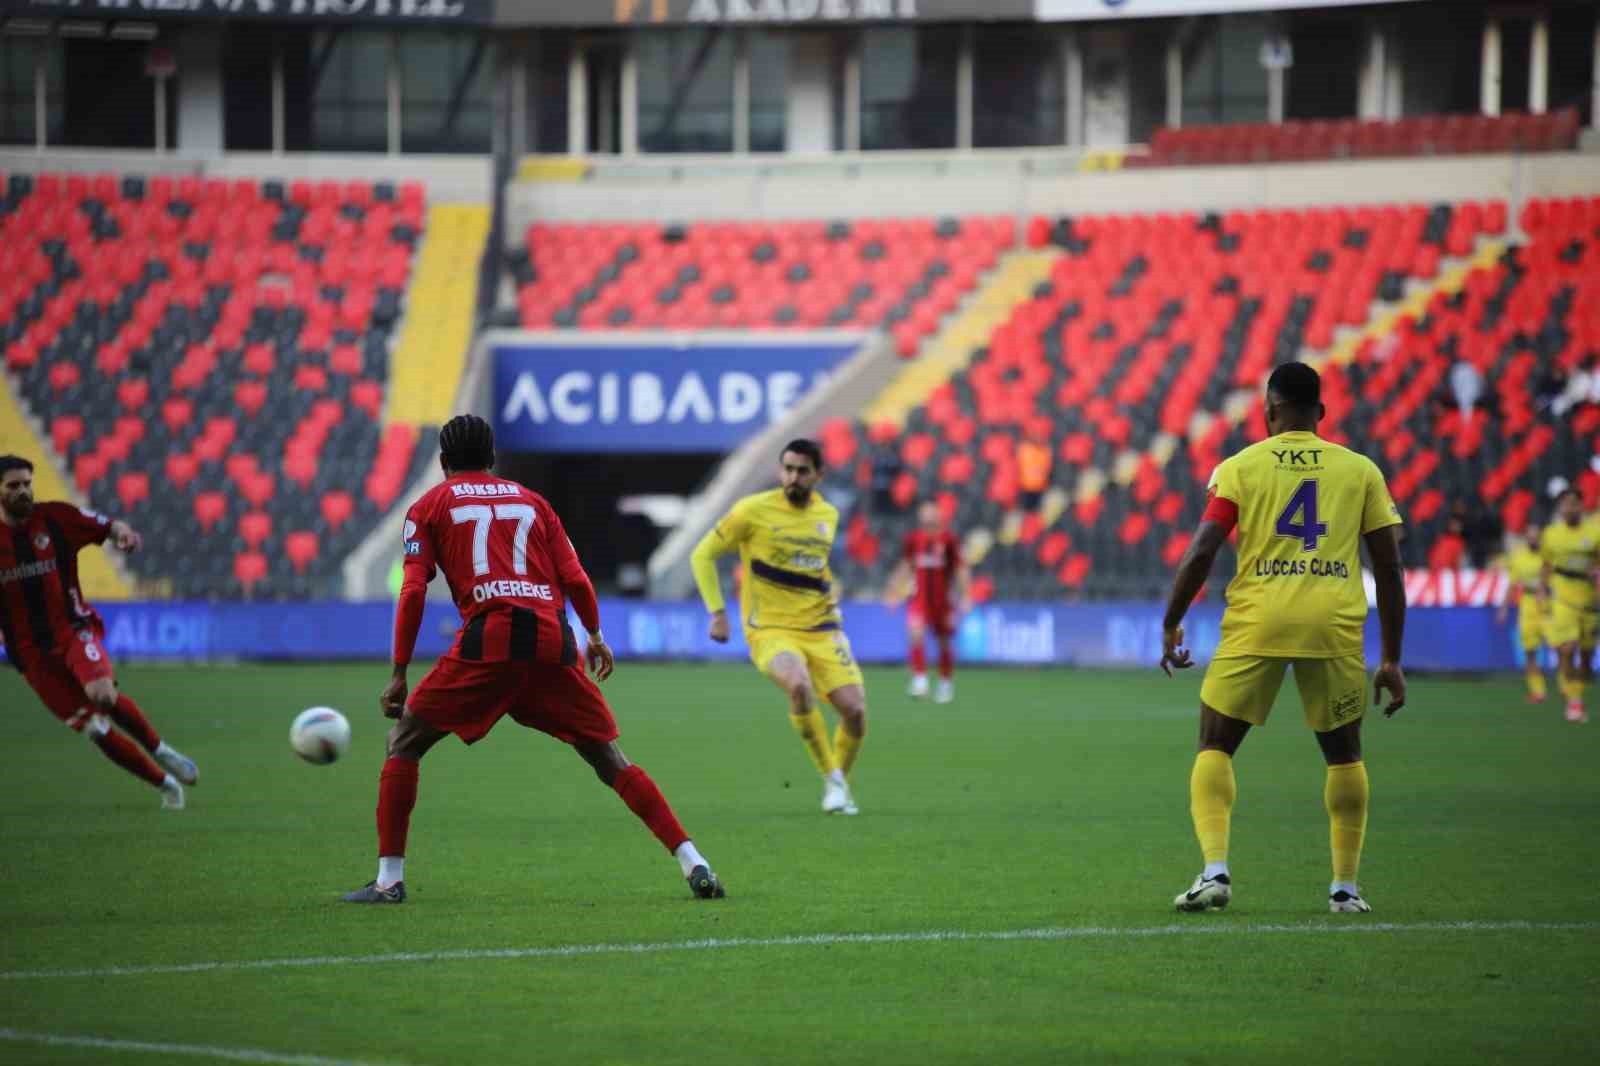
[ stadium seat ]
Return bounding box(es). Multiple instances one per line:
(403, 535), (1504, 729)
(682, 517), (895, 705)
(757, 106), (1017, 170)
(233, 551), (269, 594)
(285, 531), (320, 575)
(239, 511), (272, 550)
(193, 492), (227, 534)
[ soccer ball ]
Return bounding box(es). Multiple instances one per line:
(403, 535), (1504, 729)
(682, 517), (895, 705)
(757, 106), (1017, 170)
(290, 707), (351, 765)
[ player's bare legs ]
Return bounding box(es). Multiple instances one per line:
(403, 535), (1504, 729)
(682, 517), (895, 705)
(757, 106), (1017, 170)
(906, 617), (930, 698)
(1176, 703), (1248, 912)
(1315, 719), (1372, 912)
(79, 675), (197, 809)
(573, 739), (723, 898)
(933, 633), (955, 704)
(765, 652), (852, 813)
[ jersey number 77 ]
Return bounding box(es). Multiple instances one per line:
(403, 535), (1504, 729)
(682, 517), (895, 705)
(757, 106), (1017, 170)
(451, 504), (538, 576)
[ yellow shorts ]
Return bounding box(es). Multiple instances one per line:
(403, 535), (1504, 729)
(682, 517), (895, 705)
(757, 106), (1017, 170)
(1518, 603), (1549, 652)
(749, 627), (864, 698)
(1200, 655), (1367, 733)
(1546, 600), (1598, 649)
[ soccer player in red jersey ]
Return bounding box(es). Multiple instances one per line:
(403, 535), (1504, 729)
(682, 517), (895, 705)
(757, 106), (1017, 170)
(0, 456), (199, 809)
(887, 500), (968, 704)
(342, 416), (724, 903)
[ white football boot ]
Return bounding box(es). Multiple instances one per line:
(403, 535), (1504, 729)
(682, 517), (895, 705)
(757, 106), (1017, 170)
(907, 674), (930, 699)
(1329, 889), (1373, 913)
(155, 742), (199, 786)
(934, 678), (954, 704)
(159, 777), (186, 811)
(821, 771), (859, 816)
(1174, 872), (1231, 912)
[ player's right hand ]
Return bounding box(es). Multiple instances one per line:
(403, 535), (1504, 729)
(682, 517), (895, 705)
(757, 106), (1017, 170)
(708, 610), (730, 644)
(379, 675), (408, 720)
(1159, 624), (1192, 677)
(1373, 661), (1406, 718)
(586, 634), (615, 682)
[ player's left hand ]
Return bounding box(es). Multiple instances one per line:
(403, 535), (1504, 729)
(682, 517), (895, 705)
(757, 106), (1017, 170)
(379, 674), (408, 720)
(109, 520), (142, 553)
(1160, 623), (1193, 677)
(586, 634), (615, 682)
(1373, 660), (1406, 718)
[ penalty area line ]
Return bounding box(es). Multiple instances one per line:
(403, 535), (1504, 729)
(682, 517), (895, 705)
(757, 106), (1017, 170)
(0, 1028), (401, 1066)
(1, 920), (1594, 983)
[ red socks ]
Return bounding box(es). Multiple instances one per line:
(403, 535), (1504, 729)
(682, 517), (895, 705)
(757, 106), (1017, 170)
(613, 765), (689, 853)
(93, 728), (167, 787)
(910, 643), (927, 674)
(112, 694), (161, 753)
(377, 757), (420, 857)
(938, 643), (954, 680)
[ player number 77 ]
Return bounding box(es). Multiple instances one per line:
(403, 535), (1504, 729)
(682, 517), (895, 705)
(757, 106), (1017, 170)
(451, 504), (537, 576)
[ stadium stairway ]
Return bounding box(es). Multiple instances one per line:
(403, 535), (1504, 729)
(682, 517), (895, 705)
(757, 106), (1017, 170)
(0, 372), (133, 601)
(386, 203), (491, 427)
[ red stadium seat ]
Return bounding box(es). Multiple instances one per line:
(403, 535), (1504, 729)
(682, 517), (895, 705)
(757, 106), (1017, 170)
(166, 453), (200, 492)
(115, 471), (150, 511)
(285, 531), (320, 575)
(51, 415), (84, 454)
(320, 491), (355, 532)
(233, 551), (269, 594)
(239, 511), (272, 550)
(193, 492), (227, 534)
(240, 472), (276, 509)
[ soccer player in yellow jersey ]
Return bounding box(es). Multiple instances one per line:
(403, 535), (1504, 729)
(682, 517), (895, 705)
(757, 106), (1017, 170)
(690, 439), (867, 815)
(1496, 523), (1550, 704)
(1539, 489), (1598, 723)
(1159, 362), (1407, 915)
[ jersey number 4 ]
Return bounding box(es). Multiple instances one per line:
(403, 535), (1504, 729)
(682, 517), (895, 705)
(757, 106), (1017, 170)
(1275, 480), (1328, 552)
(451, 504), (537, 576)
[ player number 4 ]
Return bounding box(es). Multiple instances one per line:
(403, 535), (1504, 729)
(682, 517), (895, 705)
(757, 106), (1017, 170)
(1275, 479), (1328, 552)
(451, 503), (537, 576)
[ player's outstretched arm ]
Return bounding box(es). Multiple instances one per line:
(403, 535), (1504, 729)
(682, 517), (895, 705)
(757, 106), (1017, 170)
(1160, 519), (1229, 676)
(1364, 524), (1407, 717)
(690, 524), (734, 643)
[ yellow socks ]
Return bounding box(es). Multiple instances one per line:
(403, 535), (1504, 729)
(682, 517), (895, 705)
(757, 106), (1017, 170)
(1325, 761), (1369, 885)
(1561, 676), (1585, 704)
(833, 723), (864, 776)
(789, 707), (836, 777)
(1189, 750), (1235, 866)
(1526, 666), (1546, 701)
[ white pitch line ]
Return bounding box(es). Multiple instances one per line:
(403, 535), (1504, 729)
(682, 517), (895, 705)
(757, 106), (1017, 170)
(0, 1028), (400, 1066)
(1, 920), (1592, 983)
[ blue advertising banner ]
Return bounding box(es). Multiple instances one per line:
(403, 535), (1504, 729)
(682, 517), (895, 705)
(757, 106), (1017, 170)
(0, 601), (1527, 673)
(491, 340), (861, 453)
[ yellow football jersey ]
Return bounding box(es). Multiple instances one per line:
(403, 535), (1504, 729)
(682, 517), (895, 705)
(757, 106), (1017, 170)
(1503, 545), (1545, 593)
(1209, 431), (1403, 658)
(691, 488), (842, 633)
(1539, 521), (1600, 610)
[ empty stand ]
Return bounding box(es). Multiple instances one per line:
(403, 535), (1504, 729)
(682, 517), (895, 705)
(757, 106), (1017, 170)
(828, 198), (1551, 599)
(0, 171), (438, 597)
(513, 216), (1013, 352)
(1136, 110), (1580, 169)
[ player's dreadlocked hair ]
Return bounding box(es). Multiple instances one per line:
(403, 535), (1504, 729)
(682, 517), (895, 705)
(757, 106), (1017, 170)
(439, 415), (495, 472)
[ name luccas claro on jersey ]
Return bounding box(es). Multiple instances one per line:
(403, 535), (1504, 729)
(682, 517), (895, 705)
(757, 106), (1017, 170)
(1252, 444), (1352, 583)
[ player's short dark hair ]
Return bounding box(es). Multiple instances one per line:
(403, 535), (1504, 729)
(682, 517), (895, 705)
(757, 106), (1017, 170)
(781, 438), (824, 471)
(0, 455), (33, 480)
(1266, 361), (1321, 411)
(1556, 486), (1582, 505)
(439, 415), (495, 472)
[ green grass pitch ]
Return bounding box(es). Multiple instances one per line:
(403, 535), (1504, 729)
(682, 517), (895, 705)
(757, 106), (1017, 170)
(1, 662), (1596, 1065)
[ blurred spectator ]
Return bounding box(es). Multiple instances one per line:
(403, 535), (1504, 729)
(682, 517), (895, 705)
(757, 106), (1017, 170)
(1450, 499), (1501, 568)
(1017, 429), (1053, 513)
(1429, 517), (1467, 570)
(870, 449), (902, 513)
(1535, 365), (1569, 412)
(1449, 360), (1482, 415)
